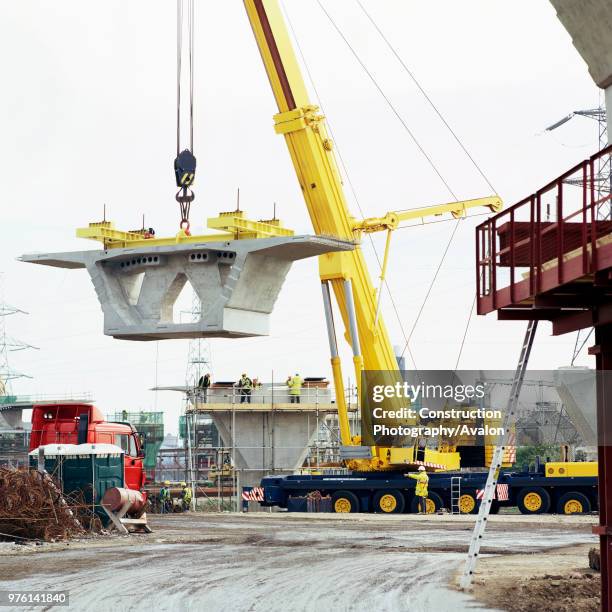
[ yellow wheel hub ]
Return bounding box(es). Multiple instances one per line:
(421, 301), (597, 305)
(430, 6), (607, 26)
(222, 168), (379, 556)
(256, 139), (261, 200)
(334, 498), (352, 513)
(425, 498), (436, 514)
(459, 494), (476, 514)
(379, 494), (397, 513)
(564, 499), (583, 514)
(523, 492), (542, 512)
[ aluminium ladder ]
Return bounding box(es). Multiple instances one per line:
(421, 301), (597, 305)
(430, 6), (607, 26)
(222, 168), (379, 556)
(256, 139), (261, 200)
(459, 320), (538, 589)
(450, 476), (461, 514)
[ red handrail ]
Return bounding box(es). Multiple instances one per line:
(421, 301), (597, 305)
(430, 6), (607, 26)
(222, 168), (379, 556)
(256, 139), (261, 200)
(476, 145), (612, 311)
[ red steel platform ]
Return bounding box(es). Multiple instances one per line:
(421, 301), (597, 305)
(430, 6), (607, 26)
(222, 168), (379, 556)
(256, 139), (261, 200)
(477, 145), (612, 335)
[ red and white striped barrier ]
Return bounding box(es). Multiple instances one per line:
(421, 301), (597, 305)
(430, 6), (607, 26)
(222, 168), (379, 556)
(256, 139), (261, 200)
(476, 483), (509, 502)
(242, 487), (264, 502)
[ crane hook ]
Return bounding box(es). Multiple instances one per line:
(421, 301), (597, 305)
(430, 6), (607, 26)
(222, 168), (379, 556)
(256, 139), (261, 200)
(174, 148), (196, 233)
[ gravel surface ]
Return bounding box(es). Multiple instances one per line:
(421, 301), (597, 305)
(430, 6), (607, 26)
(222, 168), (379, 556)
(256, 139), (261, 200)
(0, 512), (597, 611)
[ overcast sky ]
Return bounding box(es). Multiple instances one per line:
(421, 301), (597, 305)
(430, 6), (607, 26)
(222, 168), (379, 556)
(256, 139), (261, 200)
(0, 1), (602, 434)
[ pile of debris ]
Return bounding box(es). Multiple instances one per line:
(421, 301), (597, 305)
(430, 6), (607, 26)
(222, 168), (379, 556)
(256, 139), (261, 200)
(0, 467), (101, 542)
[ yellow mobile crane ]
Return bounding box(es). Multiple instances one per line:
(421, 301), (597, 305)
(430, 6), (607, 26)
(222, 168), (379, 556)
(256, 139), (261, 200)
(243, 0), (500, 473)
(73, 1), (500, 481)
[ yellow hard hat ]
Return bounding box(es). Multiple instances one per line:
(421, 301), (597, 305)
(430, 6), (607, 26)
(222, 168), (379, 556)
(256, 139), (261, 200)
(180, 482), (187, 487)
(164, 481), (170, 485)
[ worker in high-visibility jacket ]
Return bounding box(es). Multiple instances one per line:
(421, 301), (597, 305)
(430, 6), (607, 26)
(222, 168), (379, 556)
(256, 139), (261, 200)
(286, 373), (303, 404)
(159, 481), (171, 514)
(407, 466), (429, 514)
(237, 373), (253, 404)
(180, 482), (192, 512)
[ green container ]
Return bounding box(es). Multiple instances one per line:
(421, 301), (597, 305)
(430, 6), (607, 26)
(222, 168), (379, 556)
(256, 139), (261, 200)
(29, 444), (124, 520)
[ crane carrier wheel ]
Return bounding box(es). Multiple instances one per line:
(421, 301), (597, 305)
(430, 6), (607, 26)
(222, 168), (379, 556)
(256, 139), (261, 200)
(458, 492), (478, 514)
(373, 489), (405, 513)
(331, 490), (360, 513)
(517, 487), (551, 514)
(557, 492), (591, 515)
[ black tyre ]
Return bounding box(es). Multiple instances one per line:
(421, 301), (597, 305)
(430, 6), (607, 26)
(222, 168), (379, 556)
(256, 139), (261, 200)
(489, 501), (501, 515)
(557, 491), (591, 515)
(373, 489), (405, 514)
(517, 487), (551, 514)
(410, 491), (443, 514)
(458, 492), (479, 515)
(332, 490), (360, 513)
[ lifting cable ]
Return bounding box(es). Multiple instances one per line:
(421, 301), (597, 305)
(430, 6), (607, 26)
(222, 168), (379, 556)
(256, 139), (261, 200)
(355, 0), (498, 195)
(316, 0), (458, 202)
(317, 1), (500, 366)
(351, 0), (500, 367)
(174, 0), (196, 234)
(282, 1), (420, 369)
(316, 1), (471, 368)
(289, 2), (496, 371)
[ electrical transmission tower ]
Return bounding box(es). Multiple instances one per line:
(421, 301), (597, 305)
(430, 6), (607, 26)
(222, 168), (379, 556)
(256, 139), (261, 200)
(546, 100), (611, 365)
(0, 280), (37, 396)
(546, 102), (611, 218)
(184, 292), (213, 392)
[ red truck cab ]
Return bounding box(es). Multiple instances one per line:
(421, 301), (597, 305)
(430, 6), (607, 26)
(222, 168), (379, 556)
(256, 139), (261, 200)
(29, 403), (146, 492)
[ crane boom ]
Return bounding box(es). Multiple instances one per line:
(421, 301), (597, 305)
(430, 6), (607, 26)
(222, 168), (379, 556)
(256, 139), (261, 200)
(244, 0), (500, 470)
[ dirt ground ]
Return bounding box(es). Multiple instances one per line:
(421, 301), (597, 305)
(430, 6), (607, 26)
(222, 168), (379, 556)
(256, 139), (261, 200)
(469, 542), (599, 612)
(0, 512), (599, 611)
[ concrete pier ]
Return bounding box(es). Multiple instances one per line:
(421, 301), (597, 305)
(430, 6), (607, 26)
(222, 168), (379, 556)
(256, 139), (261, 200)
(182, 383), (357, 490)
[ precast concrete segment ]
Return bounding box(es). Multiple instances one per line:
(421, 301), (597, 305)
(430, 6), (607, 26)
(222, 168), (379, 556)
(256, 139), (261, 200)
(20, 235), (354, 341)
(550, 0), (612, 89)
(550, 0), (612, 134)
(554, 367), (597, 446)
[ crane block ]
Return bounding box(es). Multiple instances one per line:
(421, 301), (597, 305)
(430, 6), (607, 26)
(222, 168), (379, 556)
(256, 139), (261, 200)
(20, 235), (354, 341)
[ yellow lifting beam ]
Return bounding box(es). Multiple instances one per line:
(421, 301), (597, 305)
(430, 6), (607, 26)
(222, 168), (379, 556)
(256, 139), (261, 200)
(76, 211), (294, 249)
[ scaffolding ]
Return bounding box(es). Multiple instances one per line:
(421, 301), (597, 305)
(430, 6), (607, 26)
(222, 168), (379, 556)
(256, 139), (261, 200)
(175, 378), (357, 512)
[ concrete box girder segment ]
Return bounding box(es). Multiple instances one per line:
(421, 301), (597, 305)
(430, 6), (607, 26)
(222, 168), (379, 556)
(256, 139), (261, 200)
(21, 235), (354, 340)
(550, 0), (612, 134)
(550, 0), (612, 89)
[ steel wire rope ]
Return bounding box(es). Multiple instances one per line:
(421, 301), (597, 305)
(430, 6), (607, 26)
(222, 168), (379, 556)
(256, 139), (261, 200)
(315, 2), (471, 369)
(353, 1), (502, 369)
(176, 0), (183, 156)
(315, 0), (458, 201)
(176, 0), (195, 154)
(284, 3), (495, 373)
(355, 0), (498, 194)
(315, 1), (498, 367)
(281, 1), (420, 368)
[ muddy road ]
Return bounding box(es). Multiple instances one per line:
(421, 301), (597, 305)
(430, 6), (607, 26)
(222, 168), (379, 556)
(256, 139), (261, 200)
(0, 513), (597, 611)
